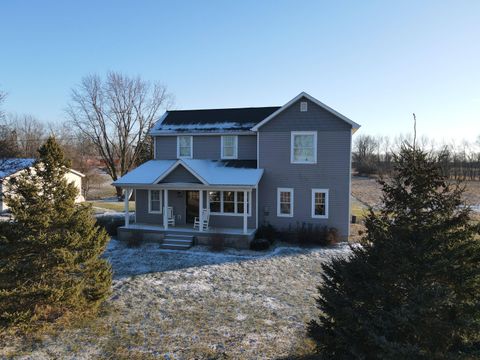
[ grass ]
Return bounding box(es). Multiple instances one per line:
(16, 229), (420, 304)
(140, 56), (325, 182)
(0, 242), (350, 359)
(88, 201), (135, 212)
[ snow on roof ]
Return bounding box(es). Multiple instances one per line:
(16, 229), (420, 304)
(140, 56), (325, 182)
(153, 122), (257, 133)
(0, 158), (36, 179)
(113, 159), (263, 187)
(112, 160), (176, 185)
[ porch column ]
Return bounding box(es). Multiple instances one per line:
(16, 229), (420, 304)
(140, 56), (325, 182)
(164, 189), (169, 230)
(199, 190), (204, 232)
(243, 190), (248, 234)
(124, 188), (130, 228)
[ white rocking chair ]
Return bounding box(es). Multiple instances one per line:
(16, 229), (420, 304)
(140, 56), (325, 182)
(167, 206), (176, 227)
(194, 208), (210, 231)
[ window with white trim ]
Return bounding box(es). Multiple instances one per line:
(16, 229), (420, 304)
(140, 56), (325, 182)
(208, 191), (251, 216)
(311, 189), (328, 218)
(300, 101), (308, 112)
(177, 136), (193, 158)
(291, 131), (317, 164)
(277, 188), (294, 217)
(221, 135), (238, 159)
(149, 190), (162, 213)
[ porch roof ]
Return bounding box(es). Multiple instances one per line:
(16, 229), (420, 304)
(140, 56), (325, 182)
(113, 159), (264, 188)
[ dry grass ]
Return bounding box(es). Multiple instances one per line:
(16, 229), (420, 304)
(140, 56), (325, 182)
(88, 201), (135, 212)
(0, 242), (351, 359)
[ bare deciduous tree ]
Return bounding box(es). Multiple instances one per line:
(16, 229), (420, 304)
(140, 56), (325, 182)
(67, 72), (173, 199)
(6, 113), (46, 158)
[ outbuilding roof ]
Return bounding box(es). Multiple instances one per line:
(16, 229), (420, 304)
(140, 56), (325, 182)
(113, 159), (263, 188)
(0, 158), (36, 179)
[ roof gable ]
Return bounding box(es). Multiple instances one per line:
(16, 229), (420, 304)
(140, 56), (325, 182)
(251, 92), (360, 132)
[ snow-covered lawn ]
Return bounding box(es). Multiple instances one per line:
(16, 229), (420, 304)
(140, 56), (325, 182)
(2, 239), (352, 359)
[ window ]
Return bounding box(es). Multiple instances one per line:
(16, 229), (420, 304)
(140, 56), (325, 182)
(208, 190), (251, 216)
(300, 101), (308, 112)
(209, 191), (221, 212)
(311, 189), (329, 218)
(177, 136), (193, 158)
(221, 135), (238, 159)
(223, 191), (235, 213)
(149, 190), (162, 213)
(291, 131), (317, 164)
(277, 188), (294, 217)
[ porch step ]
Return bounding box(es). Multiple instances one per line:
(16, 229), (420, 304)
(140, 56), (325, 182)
(161, 233), (194, 250)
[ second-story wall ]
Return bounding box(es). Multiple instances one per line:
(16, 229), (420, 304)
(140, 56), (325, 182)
(155, 134), (257, 160)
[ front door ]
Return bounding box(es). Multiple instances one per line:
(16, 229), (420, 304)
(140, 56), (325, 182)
(186, 191), (199, 224)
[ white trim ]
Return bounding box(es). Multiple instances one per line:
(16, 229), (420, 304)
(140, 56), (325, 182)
(243, 190), (248, 234)
(290, 131), (317, 164)
(251, 92), (360, 132)
(221, 135), (238, 159)
(176, 135), (193, 159)
(300, 101), (308, 112)
(148, 189), (163, 214)
(255, 188), (258, 229)
(124, 188), (130, 227)
(311, 188), (329, 219)
(208, 190), (252, 217)
(277, 187), (294, 217)
(153, 159), (209, 185)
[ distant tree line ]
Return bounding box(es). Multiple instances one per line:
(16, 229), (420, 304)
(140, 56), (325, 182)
(353, 133), (480, 180)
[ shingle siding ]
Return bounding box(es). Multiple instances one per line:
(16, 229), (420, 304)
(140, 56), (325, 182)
(155, 135), (256, 160)
(258, 97), (352, 239)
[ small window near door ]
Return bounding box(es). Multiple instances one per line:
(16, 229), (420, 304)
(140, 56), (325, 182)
(312, 189), (328, 218)
(277, 188), (294, 217)
(236, 191), (250, 213)
(221, 135), (238, 159)
(208, 191), (221, 212)
(177, 136), (193, 158)
(149, 190), (162, 213)
(223, 191), (235, 213)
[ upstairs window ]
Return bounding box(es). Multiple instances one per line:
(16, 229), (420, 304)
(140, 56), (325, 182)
(149, 190), (162, 213)
(311, 189), (329, 218)
(300, 101), (308, 112)
(221, 135), (238, 159)
(291, 131), (317, 164)
(177, 136), (193, 158)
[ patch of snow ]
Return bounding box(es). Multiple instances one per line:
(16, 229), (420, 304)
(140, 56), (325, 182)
(154, 122), (256, 133)
(0, 158), (35, 179)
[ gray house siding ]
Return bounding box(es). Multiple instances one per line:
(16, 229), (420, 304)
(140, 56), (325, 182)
(155, 135), (257, 160)
(135, 189), (256, 229)
(258, 97), (352, 239)
(160, 165), (202, 183)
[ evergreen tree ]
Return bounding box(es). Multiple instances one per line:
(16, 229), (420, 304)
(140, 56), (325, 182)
(0, 137), (111, 329)
(308, 143), (480, 359)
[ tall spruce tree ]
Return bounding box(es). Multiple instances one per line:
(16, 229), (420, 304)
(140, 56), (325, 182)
(308, 143), (480, 359)
(0, 137), (111, 329)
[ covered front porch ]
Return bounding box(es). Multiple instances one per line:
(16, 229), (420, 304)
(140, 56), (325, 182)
(113, 159), (263, 248)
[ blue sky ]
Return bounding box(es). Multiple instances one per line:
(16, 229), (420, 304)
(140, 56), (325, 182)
(1, 0), (479, 143)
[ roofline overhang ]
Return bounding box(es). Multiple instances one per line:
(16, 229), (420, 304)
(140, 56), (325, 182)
(149, 130), (255, 136)
(112, 183), (257, 191)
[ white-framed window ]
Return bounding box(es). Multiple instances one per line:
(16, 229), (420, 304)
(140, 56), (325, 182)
(291, 131), (317, 164)
(311, 189), (329, 219)
(149, 190), (162, 214)
(221, 135), (238, 159)
(277, 188), (294, 217)
(177, 136), (193, 158)
(300, 101), (308, 112)
(208, 190), (251, 216)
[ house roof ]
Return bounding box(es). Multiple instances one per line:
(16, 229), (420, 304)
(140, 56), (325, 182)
(0, 158), (85, 180)
(150, 107), (280, 134)
(113, 159), (264, 187)
(0, 158), (36, 179)
(150, 92), (360, 135)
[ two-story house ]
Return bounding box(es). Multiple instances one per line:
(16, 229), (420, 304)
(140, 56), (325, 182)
(114, 92), (360, 249)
